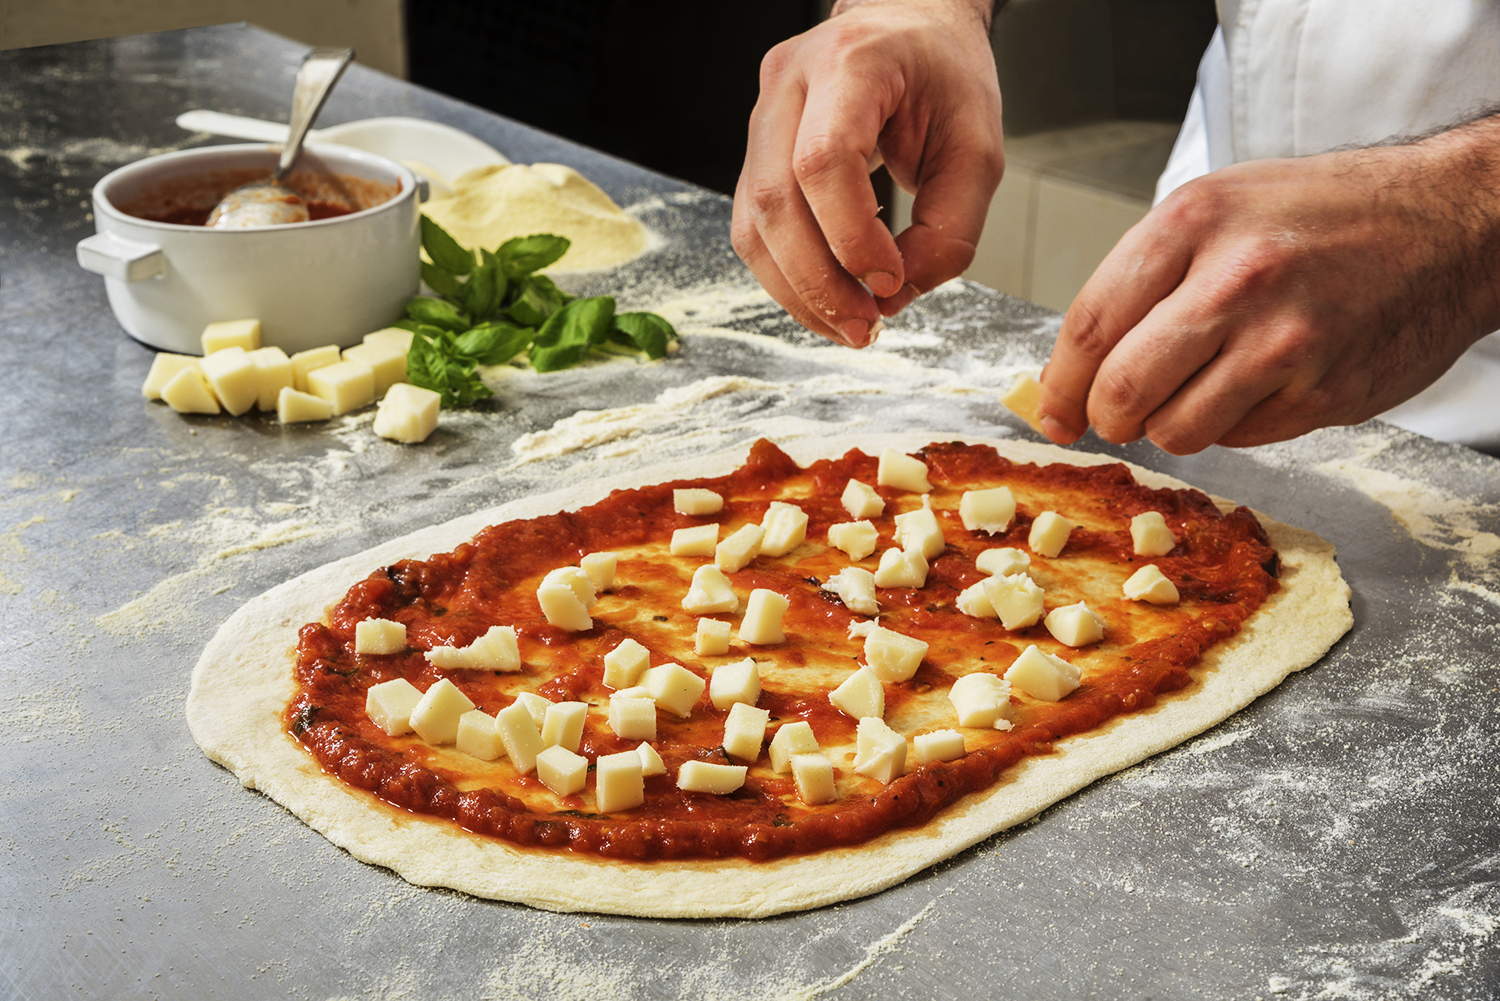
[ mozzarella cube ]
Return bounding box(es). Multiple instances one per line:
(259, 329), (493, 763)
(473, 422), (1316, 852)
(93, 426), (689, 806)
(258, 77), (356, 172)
(1124, 564), (1181, 605)
(673, 488), (724, 515)
(494, 700), (546, 774)
(595, 749), (645, 812)
(343, 339), (408, 398)
(363, 326), (414, 353)
(373, 383), (441, 444)
(825, 567), (879, 616)
(1001, 371), (1045, 433)
(841, 478), (885, 519)
(643, 662), (706, 717)
(248, 346), (293, 411)
(602, 637), (651, 689)
(695, 617), (732, 655)
(893, 507), (946, 560)
(536, 744), (588, 796)
(759, 501), (808, 557)
(677, 760), (747, 795)
(142, 353), (201, 400)
(456, 709), (501, 760)
(199, 346), (260, 416)
(738, 589), (788, 645)
(708, 657), (761, 710)
(791, 753), (837, 805)
(636, 741), (667, 776)
(722, 702), (771, 762)
(853, 717), (907, 783)
(1130, 511), (1177, 557)
(409, 678), (475, 745)
(608, 695), (657, 740)
(827, 520), (879, 561)
(541, 701), (588, 752)
(580, 551), (617, 592)
(1005, 644), (1082, 701)
(914, 729), (966, 765)
(307, 359), (375, 416)
(289, 344), (341, 392)
(354, 617), (407, 655)
(682, 564), (738, 614)
(877, 449), (933, 493)
(715, 523), (764, 572)
(160, 365), (220, 414)
(1028, 511), (1074, 558)
(201, 318), (261, 354)
(872, 547), (928, 588)
(956, 579), (996, 618)
(537, 566), (595, 631)
(769, 721), (821, 773)
(864, 626), (928, 682)
(275, 386), (332, 423)
(960, 486), (1017, 534)
(948, 673), (1014, 729)
(976, 547), (1031, 577)
(670, 523), (719, 557)
(426, 624), (520, 672)
(364, 677), (423, 736)
(829, 664), (884, 720)
(1045, 602), (1105, 647)
(513, 691), (552, 730)
(983, 573), (1046, 630)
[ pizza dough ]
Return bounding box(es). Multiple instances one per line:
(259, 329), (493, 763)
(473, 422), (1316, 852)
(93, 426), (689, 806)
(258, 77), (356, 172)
(186, 434), (1352, 918)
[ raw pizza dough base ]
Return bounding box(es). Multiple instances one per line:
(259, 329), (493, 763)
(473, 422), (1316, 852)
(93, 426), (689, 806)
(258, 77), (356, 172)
(186, 434), (1352, 919)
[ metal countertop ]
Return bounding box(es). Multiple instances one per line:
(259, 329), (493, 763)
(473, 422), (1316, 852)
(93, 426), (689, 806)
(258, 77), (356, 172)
(1, 25), (1496, 1001)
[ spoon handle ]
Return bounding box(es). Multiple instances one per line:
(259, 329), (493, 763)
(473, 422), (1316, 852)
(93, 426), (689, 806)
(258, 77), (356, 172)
(275, 47), (354, 180)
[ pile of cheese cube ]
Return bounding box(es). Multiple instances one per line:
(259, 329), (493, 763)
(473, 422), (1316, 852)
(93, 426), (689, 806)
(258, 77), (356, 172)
(140, 319), (442, 444)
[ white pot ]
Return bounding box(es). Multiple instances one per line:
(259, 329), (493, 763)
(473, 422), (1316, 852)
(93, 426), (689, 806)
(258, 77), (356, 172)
(78, 143), (421, 356)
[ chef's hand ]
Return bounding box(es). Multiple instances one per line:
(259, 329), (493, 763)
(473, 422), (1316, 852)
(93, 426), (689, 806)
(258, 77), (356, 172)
(1038, 119), (1500, 454)
(732, 0), (1004, 347)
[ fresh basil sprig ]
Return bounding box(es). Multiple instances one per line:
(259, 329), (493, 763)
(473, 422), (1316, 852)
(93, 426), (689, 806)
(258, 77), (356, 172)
(397, 217), (675, 407)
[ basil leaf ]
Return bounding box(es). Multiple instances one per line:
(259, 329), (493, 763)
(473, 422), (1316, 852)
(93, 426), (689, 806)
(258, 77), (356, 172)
(420, 260), (465, 299)
(506, 274), (575, 327)
(612, 311), (675, 360)
(405, 329), (452, 399)
(421, 215), (475, 275)
(456, 321), (534, 365)
(529, 342), (590, 373)
(533, 296), (615, 350)
(497, 234), (570, 277)
(462, 260), (505, 320)
(406, 296), (471, 333)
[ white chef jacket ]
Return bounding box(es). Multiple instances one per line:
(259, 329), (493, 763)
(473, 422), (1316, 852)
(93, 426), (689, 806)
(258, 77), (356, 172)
(1155, 0), (1500, 451)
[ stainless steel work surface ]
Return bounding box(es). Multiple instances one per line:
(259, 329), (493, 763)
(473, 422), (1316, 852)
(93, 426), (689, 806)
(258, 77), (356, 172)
(2, 25), (1496, 1001)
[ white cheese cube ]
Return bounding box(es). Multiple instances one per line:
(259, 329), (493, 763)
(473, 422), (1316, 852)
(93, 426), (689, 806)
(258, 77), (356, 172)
(708, 657), (761, 710)
(673, 488), (723, 515)
(541, 701), (588, 752)
(695, 617), (732, 655)
(768, 721), (821, 773)
(307, 359), (375, 416)
(893, 507), (946, 560)
(722, 702), (771, 762)
(456, 709), (501, 760)
(160, 365), (220, 414)
(791, 753), (837, 805)
(715, 523), (764, 573)
(759, 501), (808, 557)
(365, 677), (423, 736)
(976, 547), (1030, 577)
(877, 448), (933, 493)
(948, 673), (1014, 729)
(537, 566), (596, 631)
(643, 662), (706, 717)
(1130, 511), (1177, 557)
(841, 478), (885, 519)
(536, 744), (588, 796)
(1005, 644), (1082, 701)
(670, 523), (719, 557)
(1045, 601), (1105, 647)
(829, 664), (884, 719)
(825, 567), (879, 616)
(494, 699), (546, 774)
(982, 573), (1046, 630)
(602, 637), (651, 689)
(513, 691), (552, 729)
(613, 685), (650, 700)
(425, 624), (520, 671)
(343, 340), (408, 398)
(738, 588), (788, 645)
(608, 695), (657, 740)
(863, 626), (929, 682)
(409, 678), (476, 745)
(363, 326), (414, 353)
(595, 749), (646, 812)
(827, 520), (879, 561)
(960, 486), (1017, 534)
(141, 353), (200, 400)
(248, 346), (293, 411)
(198, 346), (258, 417)
(872, 547), (928, 588)
(913, 729), (967, 765)
(853, 717), (907, 783)
(682, 564), (738, 614)
(289, 344), (341, 392)
(1124, 564), (1181, 605)
(956, 579), (996, 618)
(355, 618), (407, 655)
(373, 383), (441, 444)
(1000, 371), (1045, 433)
(580, 551), (617, 592)
(201, 318), (261, 354)
(1028, 510), (1074, 558)
(275, 386), (332, 423)
(676, 760), (747, 795)
(636, 741), (667, 777)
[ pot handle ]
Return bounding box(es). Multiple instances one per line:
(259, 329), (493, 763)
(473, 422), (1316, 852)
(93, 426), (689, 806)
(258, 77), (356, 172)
(77, 232), (165, 282)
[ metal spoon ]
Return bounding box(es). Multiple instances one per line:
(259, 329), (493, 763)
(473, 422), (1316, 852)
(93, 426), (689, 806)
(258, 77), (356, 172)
(206, 48), (354, 228)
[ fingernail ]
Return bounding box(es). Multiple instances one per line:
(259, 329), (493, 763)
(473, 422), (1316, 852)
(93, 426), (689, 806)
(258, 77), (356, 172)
(840, 317), (870, 347)
(866, 318), (883, 345)
(864, 271), (901, 298)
